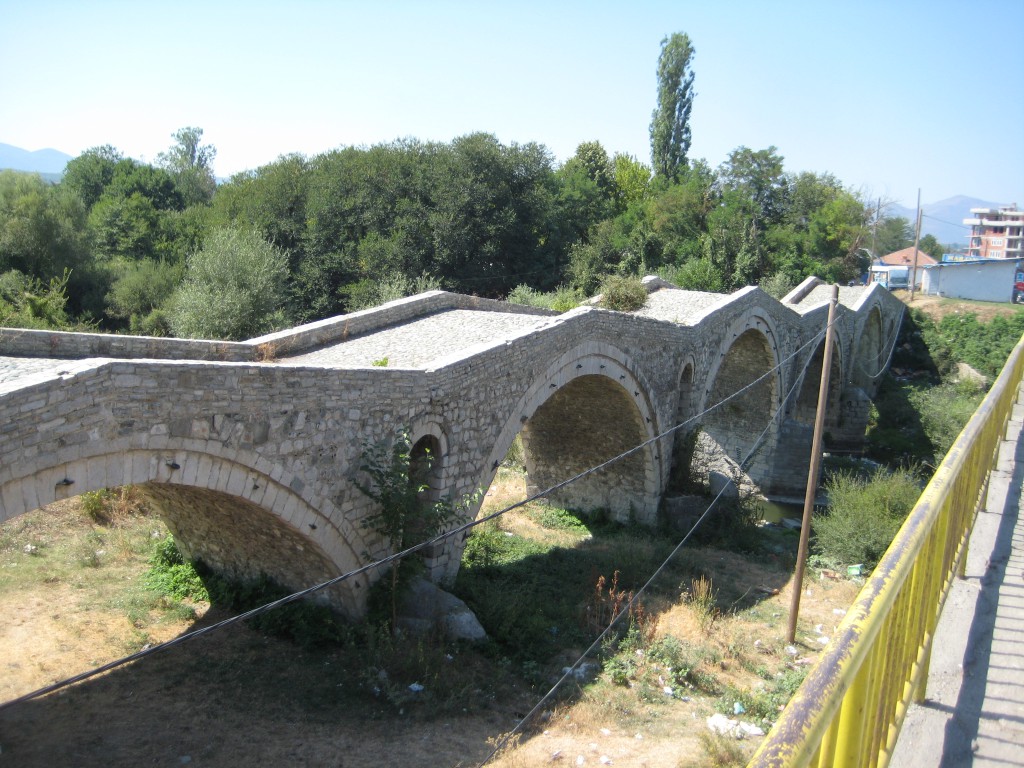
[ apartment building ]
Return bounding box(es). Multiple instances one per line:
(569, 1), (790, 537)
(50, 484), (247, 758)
(964, 205), (1023, 259)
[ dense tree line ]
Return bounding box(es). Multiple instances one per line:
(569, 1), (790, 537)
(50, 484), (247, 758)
(1, 34), (922, 341)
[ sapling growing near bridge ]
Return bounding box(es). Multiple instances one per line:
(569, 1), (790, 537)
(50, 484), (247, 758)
(357, 428), (476, 629)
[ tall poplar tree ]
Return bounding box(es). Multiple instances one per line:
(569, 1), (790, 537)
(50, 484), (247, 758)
(650, 32), (696, 183)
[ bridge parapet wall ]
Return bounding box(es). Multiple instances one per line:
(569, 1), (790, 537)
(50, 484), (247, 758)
(0, 327), (256, 362)
(0, 291), (556, 363)
(250, 291), (557, 358)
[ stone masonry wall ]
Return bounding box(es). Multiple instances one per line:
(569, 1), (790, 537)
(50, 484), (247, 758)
(0, 282), (904, 616)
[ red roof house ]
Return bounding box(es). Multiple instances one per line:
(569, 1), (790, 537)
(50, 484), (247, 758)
(878, 246), (938, 268)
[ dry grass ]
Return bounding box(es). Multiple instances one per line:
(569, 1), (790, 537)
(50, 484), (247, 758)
(1, 471), (864, 767)
(896, 291), (1022, 324)
(478, 471), (862, 768)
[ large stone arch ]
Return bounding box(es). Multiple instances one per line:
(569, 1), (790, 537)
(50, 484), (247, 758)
(484, 343), (662, 524)
(852, 305), (885, 390)
(791, 337), (844, 438)
(700, 316), (782, 484)
(0, 448), (369, 617)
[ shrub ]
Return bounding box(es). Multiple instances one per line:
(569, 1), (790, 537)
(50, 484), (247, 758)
(598, 275), (647, 312)
(169, 226), (292, 340)
(506, 284), (584, 312)
(145, 534), (209, 601)
(813, 468), (922, 570)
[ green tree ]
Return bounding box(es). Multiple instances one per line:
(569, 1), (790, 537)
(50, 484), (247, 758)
(650, 32), (696, 182)
(169, 226), (291, 340)
(61, 145), (124, 209)
(213, 154), (310, 258)
(157, 126), (218, 206)
(565, 141), (615, 199)
(874, 216), (914, 256)
(0, 171), (97, 316)
(0, 269), (77, 330)
(919, 234), (944, 260)
(612, 153), (652, 212)
(718, 146), (788, 228)
(105, 258), (183, 332)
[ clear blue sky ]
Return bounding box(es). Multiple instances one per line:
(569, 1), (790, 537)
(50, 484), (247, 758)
(2, 0), (1022, 210)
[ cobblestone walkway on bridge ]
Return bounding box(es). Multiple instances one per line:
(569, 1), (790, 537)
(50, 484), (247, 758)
(279, 309), (554, 369)
(793, 283), (869, 308)
(635, 288), (727, 323)
(0, 356), (81, 388)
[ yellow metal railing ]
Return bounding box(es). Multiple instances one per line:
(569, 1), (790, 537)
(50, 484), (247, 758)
(748, 333), (1024, 768)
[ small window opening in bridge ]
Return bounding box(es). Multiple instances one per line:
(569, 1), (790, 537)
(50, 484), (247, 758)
(410, 435), (443, 505)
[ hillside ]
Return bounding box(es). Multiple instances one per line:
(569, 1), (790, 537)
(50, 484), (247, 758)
(0, 143), (71, 175)
(888, 195), (1008, 248)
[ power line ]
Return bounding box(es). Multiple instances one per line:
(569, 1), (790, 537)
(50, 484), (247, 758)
(921, 213), (971, 232)
(0, 311), (836, 712)
(476, 326), (815, 767)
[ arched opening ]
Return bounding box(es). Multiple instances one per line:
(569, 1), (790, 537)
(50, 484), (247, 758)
(701, 329), (779, 487)
(410, 435), (443, 505)
(791, 338), (843, 441)
(139, 483), (345, 608)
(853, 307), (884, 389)
(0, 449), (365, 616)
(520, 374), (656, 522)
(668, 362), (697, 492)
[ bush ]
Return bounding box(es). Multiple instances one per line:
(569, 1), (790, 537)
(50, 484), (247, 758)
(145, 534), (209, 601)
(813, 468), (922, 570)
(169, 226), (292, 340)
(598, 275), (647, 312)
(506, 284), (584, 312)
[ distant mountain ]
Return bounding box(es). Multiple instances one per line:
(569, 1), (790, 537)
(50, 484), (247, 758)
(0, 143), (73, 175)
(888, 195), (1010, 249)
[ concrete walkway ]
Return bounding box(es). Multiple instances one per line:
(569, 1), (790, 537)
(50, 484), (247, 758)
(891, 389), (1024, 766)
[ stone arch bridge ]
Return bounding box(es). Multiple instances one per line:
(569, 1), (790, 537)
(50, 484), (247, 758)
(0, 277), (903, 617)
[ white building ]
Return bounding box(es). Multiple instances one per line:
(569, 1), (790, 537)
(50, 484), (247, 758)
(920, 258), (1022, 303)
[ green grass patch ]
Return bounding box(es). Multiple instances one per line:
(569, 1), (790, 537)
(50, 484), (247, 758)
(455, 508), (691, 663)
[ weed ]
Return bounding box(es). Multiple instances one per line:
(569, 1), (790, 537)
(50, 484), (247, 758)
(814, 468), (921, 570)
(79, 486), (149, 525)
(719, 666), (808, 724)
(686, 575), (719, 634)
(692, 730), (748, 767)
(357, 427), (477, 627)
(372, 357), (389, 367)
(81, 490), (113, 523)
(598, 275), (648, 312)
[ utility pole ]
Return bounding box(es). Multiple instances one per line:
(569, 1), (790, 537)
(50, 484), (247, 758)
(910, 189), (922, 301)
(788, 284), (839, 644)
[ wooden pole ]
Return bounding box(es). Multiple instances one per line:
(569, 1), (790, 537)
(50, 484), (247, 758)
(787, 284), (839, 643)
(910, 189), (922, 301)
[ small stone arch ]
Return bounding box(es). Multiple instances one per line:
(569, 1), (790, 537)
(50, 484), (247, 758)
(667, 358), (698, 492)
